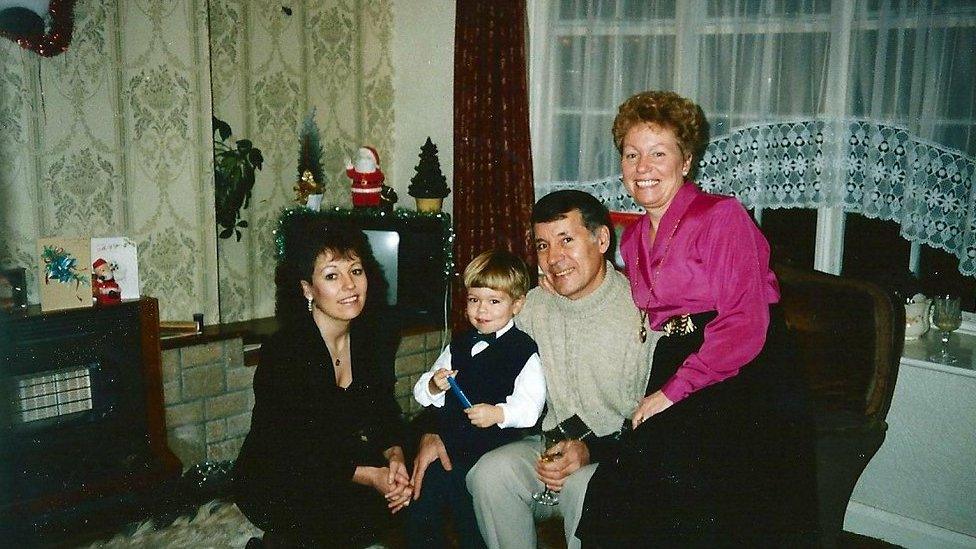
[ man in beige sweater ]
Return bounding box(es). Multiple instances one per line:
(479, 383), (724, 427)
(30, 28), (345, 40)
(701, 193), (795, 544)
(411, 190), (657, 549)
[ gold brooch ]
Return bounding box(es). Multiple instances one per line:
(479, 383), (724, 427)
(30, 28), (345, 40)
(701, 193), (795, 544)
(662, 314), (696, 337)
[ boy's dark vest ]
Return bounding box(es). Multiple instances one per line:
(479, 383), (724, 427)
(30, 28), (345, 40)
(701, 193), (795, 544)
(438, 326), (538, 466)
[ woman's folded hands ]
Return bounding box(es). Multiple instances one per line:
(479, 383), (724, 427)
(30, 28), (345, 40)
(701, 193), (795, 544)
(382, 446), (412, 513)
(353, 445), (413, 513)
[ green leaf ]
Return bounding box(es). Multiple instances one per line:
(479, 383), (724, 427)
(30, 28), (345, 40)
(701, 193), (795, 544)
(212, 116), (263, 243)
(213, 116), (231, 141)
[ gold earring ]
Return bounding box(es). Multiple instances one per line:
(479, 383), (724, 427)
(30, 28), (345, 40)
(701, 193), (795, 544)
(307, 297), (313, 312)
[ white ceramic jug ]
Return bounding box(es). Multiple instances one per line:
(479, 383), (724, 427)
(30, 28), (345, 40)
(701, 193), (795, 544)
(904, 293), (931, 340)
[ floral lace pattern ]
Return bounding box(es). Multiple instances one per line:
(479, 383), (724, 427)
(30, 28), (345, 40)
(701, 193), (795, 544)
(536, 119), (976, 276)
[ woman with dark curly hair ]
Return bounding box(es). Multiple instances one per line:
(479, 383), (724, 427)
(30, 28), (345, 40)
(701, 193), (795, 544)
(576, 91), (817, 546)
(234, 218), (411, 548)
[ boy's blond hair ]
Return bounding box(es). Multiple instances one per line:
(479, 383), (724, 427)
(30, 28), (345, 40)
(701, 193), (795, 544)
(462, 249), (531, 300)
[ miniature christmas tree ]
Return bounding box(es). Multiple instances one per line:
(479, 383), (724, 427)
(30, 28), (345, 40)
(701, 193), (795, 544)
(294, 108), (324, 204)
(408, 137), (450, 199)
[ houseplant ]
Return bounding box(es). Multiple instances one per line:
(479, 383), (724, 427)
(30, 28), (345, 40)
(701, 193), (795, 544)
(407, 137), (450, 212)
(213, 116), (264, 240)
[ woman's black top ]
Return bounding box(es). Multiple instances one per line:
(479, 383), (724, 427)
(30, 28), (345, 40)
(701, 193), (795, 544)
(234, 315), (405, 545)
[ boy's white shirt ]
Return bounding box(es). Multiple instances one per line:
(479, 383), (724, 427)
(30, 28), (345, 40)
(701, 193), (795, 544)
(413, 319), (546, 429)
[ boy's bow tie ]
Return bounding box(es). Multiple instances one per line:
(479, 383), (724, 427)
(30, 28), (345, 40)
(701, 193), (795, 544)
(471, 331), (496, 344)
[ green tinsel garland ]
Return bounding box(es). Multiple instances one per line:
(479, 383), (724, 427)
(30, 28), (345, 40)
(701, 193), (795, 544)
(274, 206), (455, 281)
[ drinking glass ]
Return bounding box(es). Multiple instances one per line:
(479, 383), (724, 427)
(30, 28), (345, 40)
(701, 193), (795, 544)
(531, 432), (563, 506)
(930, 295), (962, 364)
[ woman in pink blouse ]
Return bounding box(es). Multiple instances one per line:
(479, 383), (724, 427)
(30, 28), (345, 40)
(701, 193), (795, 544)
(577, 91), (816, 546)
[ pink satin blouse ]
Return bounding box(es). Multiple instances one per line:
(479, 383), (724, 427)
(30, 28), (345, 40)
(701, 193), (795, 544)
(620, 183), (780, 403)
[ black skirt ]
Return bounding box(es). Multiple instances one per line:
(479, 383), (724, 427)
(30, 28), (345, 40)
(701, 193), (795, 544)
(576, 306), (818, 547)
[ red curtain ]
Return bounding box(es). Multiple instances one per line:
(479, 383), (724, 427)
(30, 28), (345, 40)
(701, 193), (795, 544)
(452, 0), (535, 333)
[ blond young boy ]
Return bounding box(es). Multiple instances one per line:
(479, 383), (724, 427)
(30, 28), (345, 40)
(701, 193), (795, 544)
(408, 249), (545, 549)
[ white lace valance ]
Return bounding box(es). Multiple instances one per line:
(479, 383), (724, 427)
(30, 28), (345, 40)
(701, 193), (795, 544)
(535, 119), (976, 277)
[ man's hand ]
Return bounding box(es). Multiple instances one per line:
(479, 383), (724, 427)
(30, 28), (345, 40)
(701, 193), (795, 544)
(411, 433), (453, 500)
(535, 439), (590, 491)
(429, 369), (455, 394)
(465, 404), (503, 428)
(631, 390), (674, 428)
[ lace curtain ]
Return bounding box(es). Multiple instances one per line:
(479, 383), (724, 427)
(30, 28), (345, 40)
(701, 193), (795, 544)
(528, 0), (976, 275)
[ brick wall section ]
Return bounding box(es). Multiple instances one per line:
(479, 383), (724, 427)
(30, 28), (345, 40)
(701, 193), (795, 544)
(161, 339), (253, 470)
(394, 329), (450, 418)
(160, 328), (445, 469)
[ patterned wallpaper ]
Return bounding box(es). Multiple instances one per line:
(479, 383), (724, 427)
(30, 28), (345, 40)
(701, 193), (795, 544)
(211, 0), (394, 322)
(0, 0), (394, 322)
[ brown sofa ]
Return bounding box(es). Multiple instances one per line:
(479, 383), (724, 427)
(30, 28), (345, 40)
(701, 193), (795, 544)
(774, 262), (905, 547)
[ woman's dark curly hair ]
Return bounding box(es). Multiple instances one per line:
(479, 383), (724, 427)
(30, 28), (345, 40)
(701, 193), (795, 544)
(274, 216), (387, 328)
(612, 90), (709, 162)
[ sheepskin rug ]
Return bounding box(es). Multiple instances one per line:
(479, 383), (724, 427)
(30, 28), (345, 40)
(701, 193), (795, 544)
(84, 500), (262, 548)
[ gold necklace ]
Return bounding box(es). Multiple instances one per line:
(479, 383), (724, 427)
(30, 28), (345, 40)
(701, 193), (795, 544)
(635, 217), (681, 343)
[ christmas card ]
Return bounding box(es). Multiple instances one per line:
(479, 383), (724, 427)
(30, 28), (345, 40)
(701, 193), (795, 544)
(37, 237), (92, 312)
(90, 237), (140, 300)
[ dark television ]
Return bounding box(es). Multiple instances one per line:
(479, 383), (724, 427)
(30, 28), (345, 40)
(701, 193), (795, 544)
(284, 209), (451, 327)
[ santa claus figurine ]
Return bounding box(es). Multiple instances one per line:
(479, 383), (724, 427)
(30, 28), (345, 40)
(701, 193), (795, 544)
(91, 258), (122, 305)
(345, 146), (385, 208)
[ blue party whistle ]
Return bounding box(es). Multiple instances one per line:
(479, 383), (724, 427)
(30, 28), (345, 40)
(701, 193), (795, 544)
(447, 375), (473, 409)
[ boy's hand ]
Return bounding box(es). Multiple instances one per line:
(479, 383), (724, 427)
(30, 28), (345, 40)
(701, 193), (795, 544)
(429, 369), (455, 394)
(465, 404), (504, 428)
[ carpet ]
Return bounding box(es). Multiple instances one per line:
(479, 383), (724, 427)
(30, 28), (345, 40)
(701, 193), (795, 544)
(79, 498), (899, 548)
(83, 500), (263, 548)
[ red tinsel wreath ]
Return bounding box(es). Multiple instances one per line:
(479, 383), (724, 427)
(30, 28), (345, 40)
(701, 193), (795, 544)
(0, 0), (76, 57)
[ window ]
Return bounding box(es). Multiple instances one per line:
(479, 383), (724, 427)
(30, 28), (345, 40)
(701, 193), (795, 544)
(529, 0), (976, 312)
(760, 207), (816, 269)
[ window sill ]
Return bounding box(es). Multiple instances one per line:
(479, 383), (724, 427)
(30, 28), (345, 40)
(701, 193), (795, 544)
(901, 330), (976, 379)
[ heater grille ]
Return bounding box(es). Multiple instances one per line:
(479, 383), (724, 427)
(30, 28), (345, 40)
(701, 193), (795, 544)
(16, 365), (94, 423)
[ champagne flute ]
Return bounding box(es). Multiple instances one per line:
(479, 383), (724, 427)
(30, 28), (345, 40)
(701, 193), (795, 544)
(531, 432), (563, 506)
(930, 295), (962, 364)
